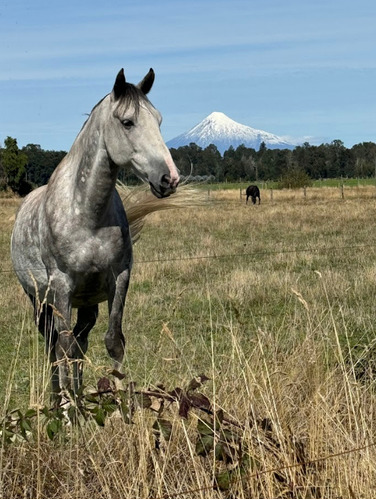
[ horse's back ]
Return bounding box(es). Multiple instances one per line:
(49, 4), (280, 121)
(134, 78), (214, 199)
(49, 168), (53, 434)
(246, 185), (260, 204)
(246, 185), (260, 195)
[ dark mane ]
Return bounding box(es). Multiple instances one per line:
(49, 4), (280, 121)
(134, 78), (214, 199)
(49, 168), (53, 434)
(114, 83), (150, 117)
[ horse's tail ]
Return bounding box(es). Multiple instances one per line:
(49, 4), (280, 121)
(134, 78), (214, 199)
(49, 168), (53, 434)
(116, 182), (205, 244)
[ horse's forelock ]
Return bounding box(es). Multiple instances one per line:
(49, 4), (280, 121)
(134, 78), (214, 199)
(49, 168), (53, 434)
(113, 83), (149, 118)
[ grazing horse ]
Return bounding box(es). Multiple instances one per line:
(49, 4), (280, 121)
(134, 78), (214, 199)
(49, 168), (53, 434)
(11, 68), (179, 400)
(246, 185), (261, 205)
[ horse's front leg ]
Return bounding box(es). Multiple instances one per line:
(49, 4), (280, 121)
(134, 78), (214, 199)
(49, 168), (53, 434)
(105, 269), (130, 375)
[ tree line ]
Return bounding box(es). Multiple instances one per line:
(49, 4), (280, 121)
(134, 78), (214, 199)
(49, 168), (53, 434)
(1, 136), (376, 195)
(169, 140), (376, 187)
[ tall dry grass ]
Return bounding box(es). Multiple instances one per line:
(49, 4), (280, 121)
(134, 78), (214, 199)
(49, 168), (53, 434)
(0, 186), (376, 498)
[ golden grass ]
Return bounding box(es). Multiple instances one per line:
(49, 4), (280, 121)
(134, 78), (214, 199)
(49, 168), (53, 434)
(1, 186), (376, 497)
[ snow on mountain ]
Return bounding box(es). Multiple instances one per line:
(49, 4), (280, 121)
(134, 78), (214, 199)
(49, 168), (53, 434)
(166, 112), (297, 154)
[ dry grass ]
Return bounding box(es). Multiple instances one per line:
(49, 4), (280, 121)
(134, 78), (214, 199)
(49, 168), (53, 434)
(1, 186), (376, 497)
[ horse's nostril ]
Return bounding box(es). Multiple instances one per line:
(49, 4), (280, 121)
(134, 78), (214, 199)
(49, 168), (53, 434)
(159, 174), (179, 194)
(161, 174), (171, 187)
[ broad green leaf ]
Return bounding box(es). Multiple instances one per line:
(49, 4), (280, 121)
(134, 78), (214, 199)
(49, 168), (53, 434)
(93, 408), (106, 427)
(24, 409), (37, 419)
(46, 419), (62, 440)
(102, 401), (118, 414)
(20, 418), (32, 433)
(153, 419), (172, 441)
(197, 418), (214, 436)
(196, 435), (214, 456)
(215, 470), (232, 491)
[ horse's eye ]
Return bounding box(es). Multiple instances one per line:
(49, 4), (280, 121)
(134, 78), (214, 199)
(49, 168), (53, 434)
(122, 119), (134, 129)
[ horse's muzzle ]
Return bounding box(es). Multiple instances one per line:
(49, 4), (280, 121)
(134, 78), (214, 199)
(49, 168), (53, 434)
(150, 174), (179, 198)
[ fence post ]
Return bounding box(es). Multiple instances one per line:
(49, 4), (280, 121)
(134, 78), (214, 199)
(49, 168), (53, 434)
(240, 188), (242, 202)
(270, 188), (273, 202)
(341, 183), (344, 200)
(303, 186), (307, 200)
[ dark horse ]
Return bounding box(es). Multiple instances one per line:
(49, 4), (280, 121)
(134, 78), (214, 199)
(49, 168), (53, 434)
(246, 185), (261, 205)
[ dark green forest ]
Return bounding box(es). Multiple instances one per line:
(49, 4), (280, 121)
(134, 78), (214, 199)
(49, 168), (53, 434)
(1, 136), (376, 194)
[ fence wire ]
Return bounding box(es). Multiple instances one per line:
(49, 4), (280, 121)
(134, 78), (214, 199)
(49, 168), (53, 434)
(1, 241), (376, 275)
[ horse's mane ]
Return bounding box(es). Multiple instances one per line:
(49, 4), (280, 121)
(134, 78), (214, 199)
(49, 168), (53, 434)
(116, 182), (206, 244)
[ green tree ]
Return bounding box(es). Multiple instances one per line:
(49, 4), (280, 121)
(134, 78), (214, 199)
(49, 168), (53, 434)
(278, 165), (313, 188)
(1, 137), (28, 193)
(23, 144), (66, 186)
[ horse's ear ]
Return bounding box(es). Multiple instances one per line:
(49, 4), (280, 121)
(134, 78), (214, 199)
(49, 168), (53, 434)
(137, 68), (155, 95)
(112, 68), (127, 100)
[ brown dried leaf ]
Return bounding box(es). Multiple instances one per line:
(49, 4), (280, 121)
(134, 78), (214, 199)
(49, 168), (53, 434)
(187, 374), (210, 392)
(169, 387), (183, 399)
(178, 395), (192, 419)
(97, 377), (112, 394)
(188, 393), (211, 411)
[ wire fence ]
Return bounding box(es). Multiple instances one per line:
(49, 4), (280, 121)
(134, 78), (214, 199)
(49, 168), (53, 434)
(1, 241), (376, 275)
(210, 184), (376, 203)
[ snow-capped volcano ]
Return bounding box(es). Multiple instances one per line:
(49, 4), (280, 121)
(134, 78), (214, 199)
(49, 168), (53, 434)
(166, 112), (296, 154)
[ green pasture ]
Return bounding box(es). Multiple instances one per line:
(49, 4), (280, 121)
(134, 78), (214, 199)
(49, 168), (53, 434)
(1, 186), (376, 408)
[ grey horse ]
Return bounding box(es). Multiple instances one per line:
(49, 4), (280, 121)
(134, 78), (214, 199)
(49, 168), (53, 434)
(11, 68), (179, 401)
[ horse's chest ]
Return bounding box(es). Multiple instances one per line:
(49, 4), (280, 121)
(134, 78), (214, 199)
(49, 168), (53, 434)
(77, 229), (130, 270)
(44, 224), (131, 274)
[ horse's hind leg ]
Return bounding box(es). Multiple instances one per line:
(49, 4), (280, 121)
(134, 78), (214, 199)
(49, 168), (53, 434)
(72, 305), (98, 390)
(27, 293), (60, 400)
(38, 304), (60, 397)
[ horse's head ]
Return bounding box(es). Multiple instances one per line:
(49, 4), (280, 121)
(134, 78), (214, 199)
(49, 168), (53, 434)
(104, 68), (179, 198)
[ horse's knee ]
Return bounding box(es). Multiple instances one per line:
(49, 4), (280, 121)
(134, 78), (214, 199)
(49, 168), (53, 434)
(55, 331), (76, 358)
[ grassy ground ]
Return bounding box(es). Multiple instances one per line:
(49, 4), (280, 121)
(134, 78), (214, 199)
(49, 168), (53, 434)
(1, 185), (376, 497)
(205, 177), (376, 191)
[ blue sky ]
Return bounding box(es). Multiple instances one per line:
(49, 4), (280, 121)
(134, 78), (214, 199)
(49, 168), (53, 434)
(0, 0), (375, 151)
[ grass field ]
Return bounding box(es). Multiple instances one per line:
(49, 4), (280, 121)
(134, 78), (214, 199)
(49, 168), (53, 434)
(201, 177), (376, 191)
(1, 185), (376, 498)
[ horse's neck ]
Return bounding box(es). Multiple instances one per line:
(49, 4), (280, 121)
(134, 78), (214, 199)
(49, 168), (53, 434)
(65, 110), (120, 220)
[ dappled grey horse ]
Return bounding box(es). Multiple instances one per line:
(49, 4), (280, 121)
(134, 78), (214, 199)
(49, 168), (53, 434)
(11, 68), (179, 400)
